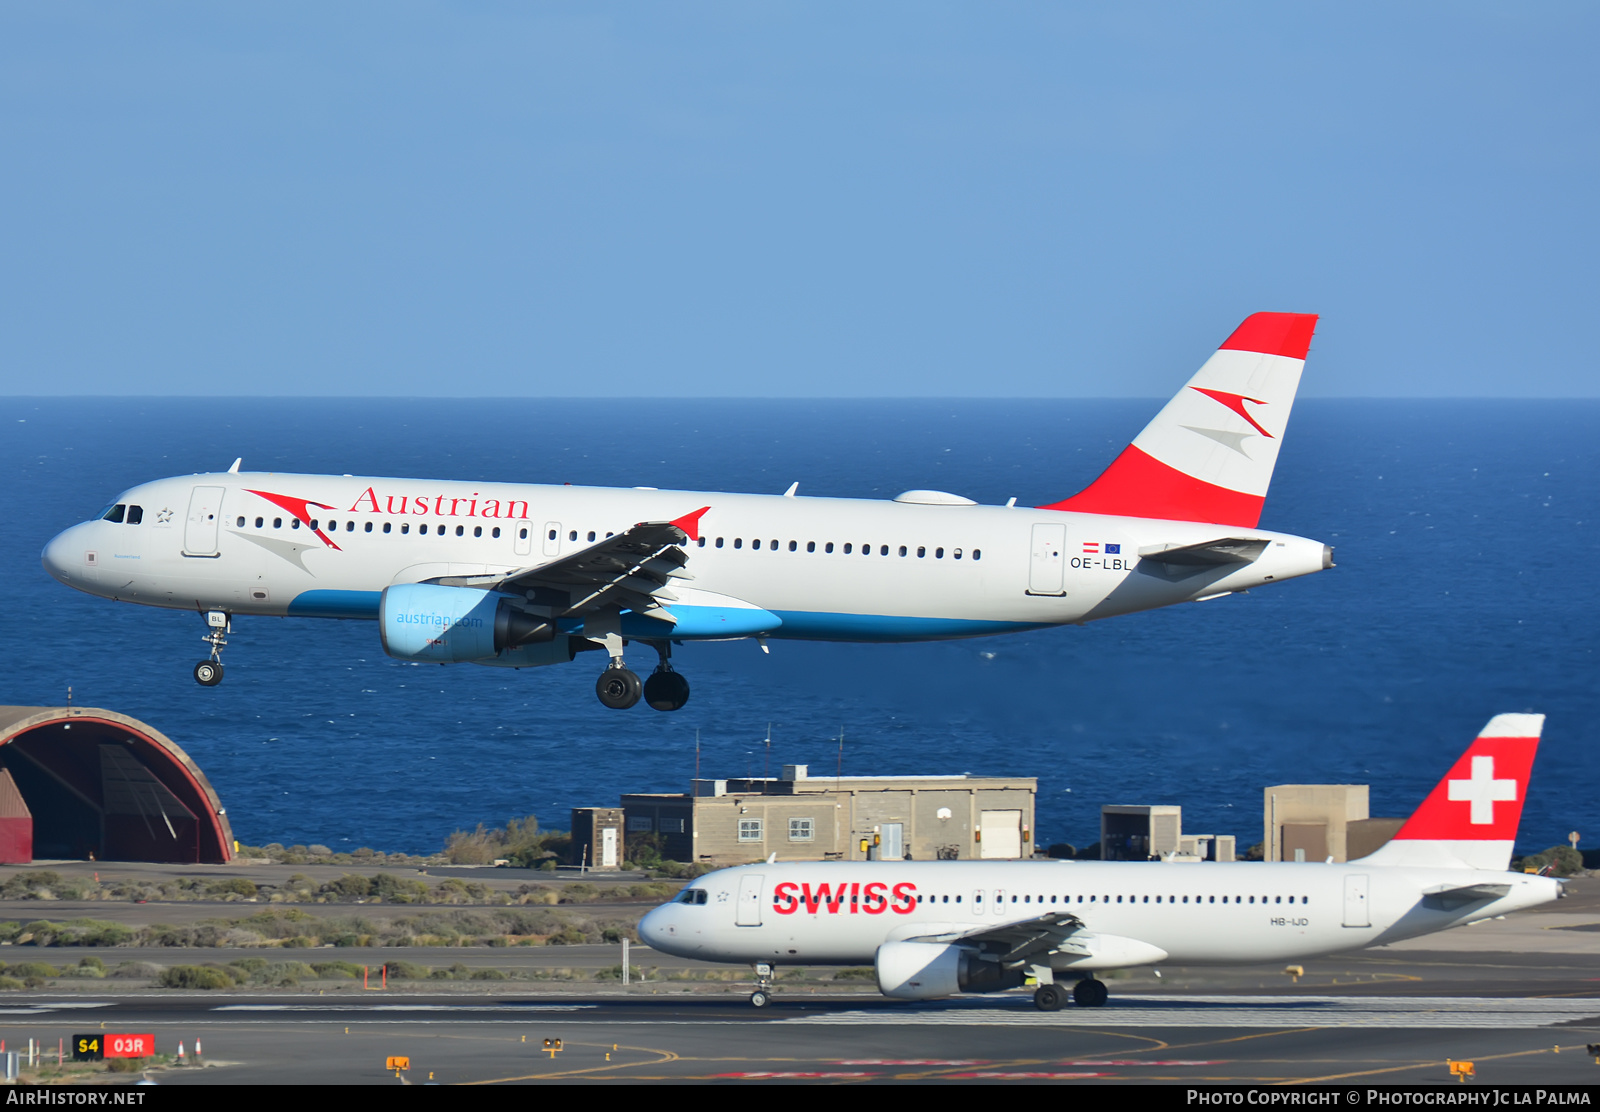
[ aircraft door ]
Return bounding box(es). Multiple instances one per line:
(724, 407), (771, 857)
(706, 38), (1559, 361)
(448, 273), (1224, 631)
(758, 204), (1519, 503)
(736, 874), (764, 927)
(1342, 874), (1370, 928)
(542, 522), (561, 557)
(513, 520), (533, 557)
(1028, 523), (1066, 595)
(184, 486), (225, 556)
(993, 889), (1006, 916)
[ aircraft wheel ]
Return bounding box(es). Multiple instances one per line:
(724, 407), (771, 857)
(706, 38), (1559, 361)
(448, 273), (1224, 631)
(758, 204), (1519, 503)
(644, 670), (690, 712)
(194, 660), (224, 687)
(749, 990), (770, 1008)
(1073, 978), (1108, 1008)
(1033, 983), (1064, 1012)
(596, 668), (642, 709)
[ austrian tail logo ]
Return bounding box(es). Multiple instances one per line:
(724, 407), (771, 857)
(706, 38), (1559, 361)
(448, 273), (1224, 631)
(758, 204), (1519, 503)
(245, 490), (342, 550)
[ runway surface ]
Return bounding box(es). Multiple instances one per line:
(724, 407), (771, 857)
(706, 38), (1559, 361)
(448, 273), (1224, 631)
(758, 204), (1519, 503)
(2, 976), (1596, 1085)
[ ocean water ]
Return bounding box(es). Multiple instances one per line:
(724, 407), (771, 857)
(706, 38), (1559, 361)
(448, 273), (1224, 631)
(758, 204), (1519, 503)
(2, 398), (1596, 857)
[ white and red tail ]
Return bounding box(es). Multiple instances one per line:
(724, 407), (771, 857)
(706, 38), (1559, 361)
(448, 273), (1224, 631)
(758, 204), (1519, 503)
(1042, 312), (1318, 527)
(1358, 714), (1544, 871)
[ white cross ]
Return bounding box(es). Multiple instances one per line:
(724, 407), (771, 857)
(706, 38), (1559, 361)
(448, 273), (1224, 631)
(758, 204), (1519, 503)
(1447, 755), (1518, 825)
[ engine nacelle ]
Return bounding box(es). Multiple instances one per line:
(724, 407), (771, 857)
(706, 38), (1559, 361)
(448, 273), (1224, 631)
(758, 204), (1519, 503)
(379, 583), (556, 663)
(874, 941), (1024, 1001)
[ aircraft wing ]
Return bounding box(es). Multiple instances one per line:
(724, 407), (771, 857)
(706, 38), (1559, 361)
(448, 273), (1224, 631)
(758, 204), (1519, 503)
(437, 518), (698, 623)
(1137, 537), (1269, 566)
(909, 911), (1087, 967)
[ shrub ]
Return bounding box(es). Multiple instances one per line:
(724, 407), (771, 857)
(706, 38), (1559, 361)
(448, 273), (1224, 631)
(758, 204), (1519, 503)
(326, 874), (372, 900)
(105, 1057), (145, 1073)
(158, 965), (235, 990)
(8, 962), (58, 979)
(371, 874), (429, 903)
(207, 878), (258, 898)
(546, 926), (588, 946)
(0, 977), (22, 991)
(382, 960), (430, 981)
(311, 961), (363, 979)
(109, 962), (161, 980)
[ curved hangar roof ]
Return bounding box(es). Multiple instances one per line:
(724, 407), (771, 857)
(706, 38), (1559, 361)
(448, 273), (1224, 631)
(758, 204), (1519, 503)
(0, 706), (233, 864)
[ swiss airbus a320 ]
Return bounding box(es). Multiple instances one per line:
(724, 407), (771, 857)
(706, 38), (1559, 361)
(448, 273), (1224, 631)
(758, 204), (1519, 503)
(42, 312), (1333, 711)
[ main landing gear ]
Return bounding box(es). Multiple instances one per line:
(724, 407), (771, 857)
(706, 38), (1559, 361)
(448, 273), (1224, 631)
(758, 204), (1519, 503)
(1031, 976), (1108, 1010)
(749, 962), (775, 1007)
(594, 640), (691, 712)
(194, 610), (230, 687)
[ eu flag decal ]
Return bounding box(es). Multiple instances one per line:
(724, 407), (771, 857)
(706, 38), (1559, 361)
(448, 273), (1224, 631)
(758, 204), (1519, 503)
(1105, 543), (1121, 555)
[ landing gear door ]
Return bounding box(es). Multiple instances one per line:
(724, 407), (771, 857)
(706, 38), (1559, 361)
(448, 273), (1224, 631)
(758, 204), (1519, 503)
(184, 486), (225, 556)
(1027, 523), (1066, 596)
(736, 874), (764, 927)
(1342, 874), (1370, 928)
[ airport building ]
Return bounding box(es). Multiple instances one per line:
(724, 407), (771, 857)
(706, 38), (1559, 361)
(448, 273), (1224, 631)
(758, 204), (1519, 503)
(1100, 804), (1236, 862)
(1264, 783), (1403, 863)
(621, 765), (1036, 867)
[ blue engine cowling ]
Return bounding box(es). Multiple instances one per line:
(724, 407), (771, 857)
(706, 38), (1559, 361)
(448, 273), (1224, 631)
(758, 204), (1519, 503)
(379, 583), (565, 664)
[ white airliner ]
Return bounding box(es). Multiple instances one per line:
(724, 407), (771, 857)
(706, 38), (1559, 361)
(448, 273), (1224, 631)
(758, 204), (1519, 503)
(639, 714), (1560, 1008)
(42, 312), (1332, 710)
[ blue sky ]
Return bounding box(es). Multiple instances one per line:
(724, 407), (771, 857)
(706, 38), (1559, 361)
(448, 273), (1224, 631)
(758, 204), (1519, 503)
(2, 3), (1594, 397)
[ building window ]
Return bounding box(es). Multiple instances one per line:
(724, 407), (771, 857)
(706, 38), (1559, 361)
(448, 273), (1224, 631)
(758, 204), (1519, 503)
(737, 819), (763, 842)
(627, 816), (654, 833)
(659, 817), (685, 834)
(788, 817), (814, 842)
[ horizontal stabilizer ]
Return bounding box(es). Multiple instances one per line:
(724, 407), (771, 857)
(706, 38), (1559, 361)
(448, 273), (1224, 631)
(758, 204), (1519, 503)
(1137, 538), (1268, 566)
(1422, 882), (1513, 909)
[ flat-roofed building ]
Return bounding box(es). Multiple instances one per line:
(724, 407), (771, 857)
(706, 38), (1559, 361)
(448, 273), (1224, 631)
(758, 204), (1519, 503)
(1264, 784), (1402, 863)
(622, 764), (1036, 866)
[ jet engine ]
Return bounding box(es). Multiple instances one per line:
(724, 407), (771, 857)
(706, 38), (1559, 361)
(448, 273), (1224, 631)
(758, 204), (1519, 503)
(874, 941), (1023, 1001)
(379, 583), (558, 664)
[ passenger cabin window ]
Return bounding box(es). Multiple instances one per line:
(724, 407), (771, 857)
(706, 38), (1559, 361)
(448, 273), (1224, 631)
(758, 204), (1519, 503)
(102, 504), (126, 523)
(491, 527), (499, 538)
(383, 522), (392, 533)
(473, 526), (482, 537)
(366, 522), (374, 533)
(255, 517), (264, 528)
(236, 517), (245, 527)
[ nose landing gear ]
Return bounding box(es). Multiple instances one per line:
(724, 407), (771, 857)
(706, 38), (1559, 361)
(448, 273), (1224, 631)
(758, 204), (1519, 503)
(194, 610), (230, 687)
(749, 962), (775, 1007)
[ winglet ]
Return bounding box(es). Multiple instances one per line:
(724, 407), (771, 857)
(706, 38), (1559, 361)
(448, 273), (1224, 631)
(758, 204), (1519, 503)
(670, 506), (711, 543)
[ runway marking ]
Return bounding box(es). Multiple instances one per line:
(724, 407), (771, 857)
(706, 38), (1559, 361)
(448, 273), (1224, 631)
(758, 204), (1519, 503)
(212, 1004), (599, 1013)
(1285, 1041), (1588, 1085)
(0, 1002), (114, 1015)
(466, 1041), (681, 1084)
(777, 995), (1600, 1029)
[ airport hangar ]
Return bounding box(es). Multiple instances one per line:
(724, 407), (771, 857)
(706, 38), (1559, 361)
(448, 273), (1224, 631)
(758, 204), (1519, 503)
(0, 706), (234, 865)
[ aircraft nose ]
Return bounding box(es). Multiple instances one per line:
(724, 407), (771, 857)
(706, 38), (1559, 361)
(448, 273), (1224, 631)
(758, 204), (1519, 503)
(638, 905), (680, 953)
(41, 527), (76, 584)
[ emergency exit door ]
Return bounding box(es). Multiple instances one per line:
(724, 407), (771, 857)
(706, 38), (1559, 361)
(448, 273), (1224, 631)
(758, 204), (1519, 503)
(1342, 874), (1370, 927)
(1028, 524), (1066, 595)
(184, 487), (224, 556)
(736, 874), (764, 926)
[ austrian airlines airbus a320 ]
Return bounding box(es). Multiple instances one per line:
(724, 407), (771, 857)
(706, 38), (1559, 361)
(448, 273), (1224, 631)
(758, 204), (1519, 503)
(639, 715), (1559, 1009)
(43, 312), (1332, 710)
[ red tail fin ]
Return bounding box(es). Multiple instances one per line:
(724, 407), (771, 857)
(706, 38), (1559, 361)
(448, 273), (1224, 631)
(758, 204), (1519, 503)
(1358, 714), (1543, 871)
(1042, 312), (1317, 526)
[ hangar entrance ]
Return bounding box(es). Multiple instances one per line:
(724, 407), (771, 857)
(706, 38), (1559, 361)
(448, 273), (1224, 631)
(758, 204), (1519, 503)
(0, 707), (233, 864)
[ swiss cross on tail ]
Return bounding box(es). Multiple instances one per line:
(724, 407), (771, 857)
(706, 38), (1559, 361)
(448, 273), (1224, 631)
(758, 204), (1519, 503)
(1390, 714), (1542, 843)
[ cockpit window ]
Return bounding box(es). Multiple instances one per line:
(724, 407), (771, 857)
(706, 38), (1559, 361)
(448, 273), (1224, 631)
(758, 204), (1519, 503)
(101, 504), (126, 523)
(677, 888), (708, 905)
(126, 505), (143, 525)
